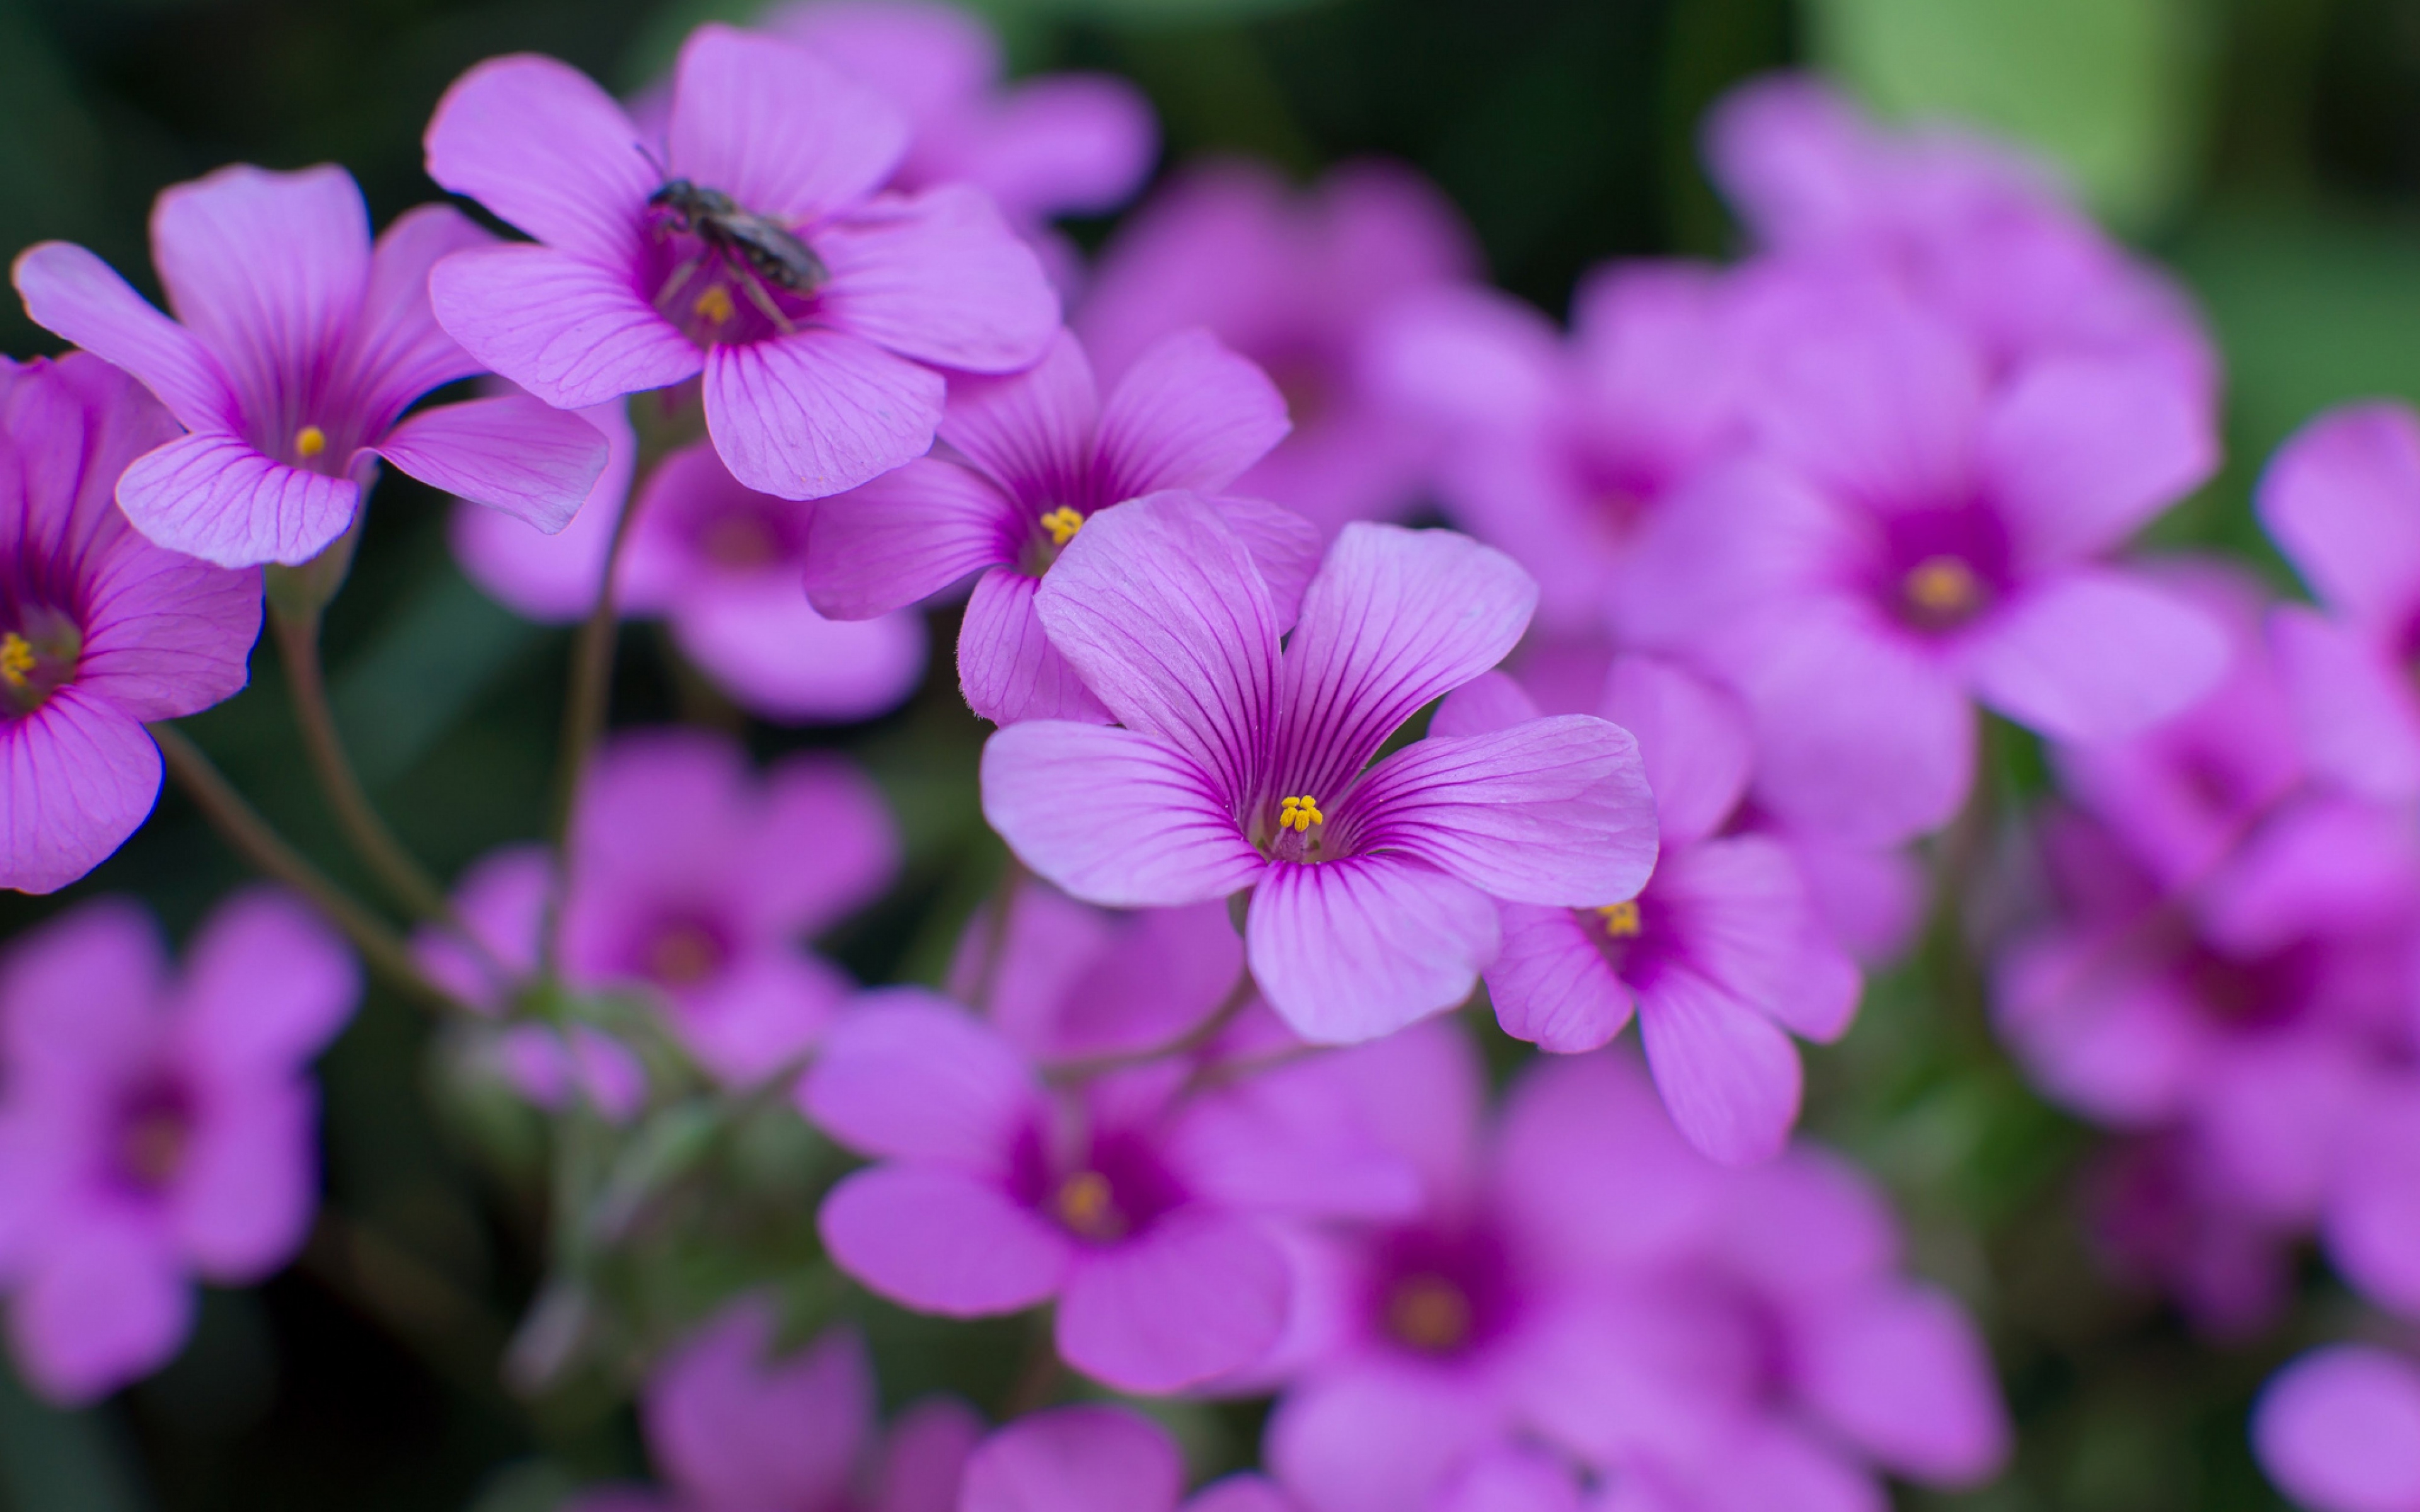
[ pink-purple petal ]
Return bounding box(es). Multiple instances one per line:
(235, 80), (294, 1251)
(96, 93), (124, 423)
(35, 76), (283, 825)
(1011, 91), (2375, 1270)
(422, 52), (655, 265)
(817, 1164), (1071, 1315)
(2257, 401), (2420, 631)
(961, 1406), (1184, 1512)
(1982, 354), (2216, 570)
(345, 202), (493, 415)
(1096, 328), (1291, 497)
(667, 25), (908, 228)
(815, 186), (1059, 373)
(1964, 568), (2227, 743)
(981, 721), (1264, 907)
(115, 428), (359, 567)
(937, 329), (1099, 504)
(1794, 1285), (2011, 1485)
(1247, 853), (1500, 1043)
(0, 692), (163, 895)
(702, 325), (943, 500)
(1637, 965), (1803, 1165)
(2268, 603), (2420, 801)
(959, 567), (1112, 726)
(2253, 1346), (2420, 1512)
(805, 457), (1020, 619)
(669, 581), (927, 724)
(1485, 902), (1634, 1051)
(10, 242), (238, 433)
(372, 393), (608, 532)
(1056, 1211), (1289, 1392)
(429, 244), (703, 411)
(1207, 495), (1323, 631)
(7, 1212), (190, 1406)
(1603, 653), (1754, 848)
(798, 992), (1042, 1169)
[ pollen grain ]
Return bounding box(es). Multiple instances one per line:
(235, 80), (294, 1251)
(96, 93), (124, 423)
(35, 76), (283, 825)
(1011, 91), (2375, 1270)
(294, 425), (328, 459)
(1279, 794), (1324, 832)
(1040, 507), (1085, 547)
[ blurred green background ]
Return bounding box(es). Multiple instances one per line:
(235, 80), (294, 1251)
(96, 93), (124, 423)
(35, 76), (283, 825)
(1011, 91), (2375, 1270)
(6, 0), (2420, 1506)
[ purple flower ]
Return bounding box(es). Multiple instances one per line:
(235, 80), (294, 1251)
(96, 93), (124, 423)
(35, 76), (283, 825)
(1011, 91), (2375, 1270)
(2324, 1084), (2420, 1324)
(764, 1), (1157, 230)
(0, 888), (358, 1403)
(1447, 656), (1860, 1165)
(944, 882), (1247, 1066)
(417, 728), (898, 1088)
(1706, 74), (2215, 389)
(2254, 1344), (2420, 1512)
(14, 165), (608, 568)
(1076, 160), (1479, 537)
(2258, 401), (2420, 803)
(981, 493), (1657, 1043)
(0, 354), (259, 892)
(571, 1295), (981, 1512)
(423, 25), (1059, 501)
(960, 1406), (1299, 1512)
(805, 328), (1310, 725)
(1617, 276), (2227, 844)
(2083, 1133), (2299, 1336)
(1371, 263), (1748, 637)
(799, 990), (1418, 1393)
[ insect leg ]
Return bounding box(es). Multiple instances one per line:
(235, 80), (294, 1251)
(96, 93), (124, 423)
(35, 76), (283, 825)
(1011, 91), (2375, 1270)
(652, 252), (707, 318)
(735, 264), (799, 335)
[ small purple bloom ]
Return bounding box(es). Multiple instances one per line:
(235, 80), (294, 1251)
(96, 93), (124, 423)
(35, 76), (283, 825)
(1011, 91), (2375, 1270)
(799, 990), (1419, 1393)
(570, 1295), (982, 1512)
(1448, 656), (1860, 1165)
(0, 354), (260, 892)
(0, 888), (358, 1403)
(1618, 276), (2227, 844)
(2083, 1133), (2299, 1336)
(981, 493), (1657, 1043)
(417, 728), (899, 1089)
(960, 1405), (1299, 1512)
(1076, 159), (1480, 537)
(14, 164), (608, 567)
(805, 327), (1310, 725)
(423, 25), (1059, 501)
(2254, 1344), (2420, 1512)
(2258, 401), (2420, 803)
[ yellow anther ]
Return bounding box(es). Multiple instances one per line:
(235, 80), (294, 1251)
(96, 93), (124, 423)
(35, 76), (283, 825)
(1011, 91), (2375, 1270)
(1279, 794), (1324, 832)
(1054, 1171), (1124, 1240)
(1387, 1273), (1473, 1353)
(1595, 899), (1642, 938)
(693, 283), (735, 325)
(293, 425), (327, 459)
(0, 633), (32, 689)
(1904, 555), (1981, 619)
(1039, 506), (1085, 547)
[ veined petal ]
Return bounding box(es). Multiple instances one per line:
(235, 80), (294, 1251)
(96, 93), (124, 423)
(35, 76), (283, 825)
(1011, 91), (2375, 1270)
(1247, 854), (1499, 1044)
(1206, 495), (1321, 631)
(344, 202), (493, 418)
(1096, 328), (1291, 498)
(703, 326), (943, 500)
(805, 458), (1019, 619)
(1486, 902), (1634, 1052)
(1637, 965), (1802, 1166)
(981, 721), (1264, 907)
(1276, 523), (1538, 804)
(936, 329), (1100, 505)
(117, 430), (358, 567)
(1032, 493), (1279, 801)
(815, 186), (1059, 374)
(423, 52), (654, 265)
(429, 244), (701, 410)
(74, 544), (260, 722)
(1343, 716), (1657, 906)
(372, 394), (608, 533)
(959, 567), (1110, 726)
(668, 25), (908, 227)
(12, 242), (238, 433)
(0, 692), (161, 896)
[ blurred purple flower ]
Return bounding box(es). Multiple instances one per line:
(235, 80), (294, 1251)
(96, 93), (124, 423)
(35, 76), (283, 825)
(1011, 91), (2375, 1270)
(1618, 277), (2226, 844)
(804, 327), (1310, 725)
(0, 888), (357, 1403)
(960, 1405), (1299, 1512)
(1446, 656), (1858, 1165)
(2254, 1343), (2420, 1512)
(424, 25), (1058, 501)
(447, 393), (638, 622)
(800, 990), (1419, 1393)
(1707, 74), (2215, 390)
(572, 1296), (981, 1512)
(981, 494), (1657, 1043)
(14, 165), (606, 567)
(1076, 159), (1480, 537)
(418, 729), (898, 1089)
(0, 354), (260, 892)
(2083, 1134), (2300, 1337)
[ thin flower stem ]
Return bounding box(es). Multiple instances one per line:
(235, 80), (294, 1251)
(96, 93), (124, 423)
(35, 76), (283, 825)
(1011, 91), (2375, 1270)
(1045, 966), (1260, 1083)
(550, 464), (651, 852)
(270, 604), (456, 924)
(151, 723), (466, 1013)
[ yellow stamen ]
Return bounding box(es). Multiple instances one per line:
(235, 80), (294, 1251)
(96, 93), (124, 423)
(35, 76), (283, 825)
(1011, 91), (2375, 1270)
(1595, 900), (1642, 938)
(1054, 1171), (1124, 1240)
(0, 633), (34, 690)
(294, 425), (327, 459)
(1904, 555), (1981, 618)
(1386, 1274), (1473, 1353)
(1039, 506), (1085, 547)
(693, 283), (735, 325)
(1279, 794), (1324, 832)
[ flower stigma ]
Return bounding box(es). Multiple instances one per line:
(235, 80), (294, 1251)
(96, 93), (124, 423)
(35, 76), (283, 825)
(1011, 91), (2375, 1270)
(1279, 794), (1324, 832)
(1903, 554), (1982, 622)
(1386, 1272), (1473, 1354)
(1595, 899), (1642, 938)
(1040, 507), (1085, 547)
(1054, 1169), (1126, 1242)
(294, 425), (327, 459)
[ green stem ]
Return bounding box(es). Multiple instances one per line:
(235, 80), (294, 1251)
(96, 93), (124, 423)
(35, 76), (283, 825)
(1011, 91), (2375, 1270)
(549, 464), (651, 852)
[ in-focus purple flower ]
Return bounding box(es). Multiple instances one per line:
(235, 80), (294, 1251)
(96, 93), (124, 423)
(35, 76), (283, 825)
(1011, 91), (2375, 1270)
(945, 881), (1247, 1066)
(800, 990), (1417, 1393)
(805, 327), (1309, 725)
(1076, 159), (1479, 537)
(1618, 276), (2227, 844)
(570, 1295), (981, 1512)
(960, 1404), (1298, 1512)
(423, 25), (1059, 500)
(0, 354), (260, 892)
(14, 165), (608, 567)
(1707, 73), (2215, 391)
(1372, 263), (1748, 636)
(2254, 1344), (2420, 1512)
(982, 495), (1656, 1042)
(417, 728), (898, 1088)
(0, 888), (357, 1403)
(1448, 656), (1860, 1165)
(2258, 401), (2420, 803)
(764, 1), (1157, 231)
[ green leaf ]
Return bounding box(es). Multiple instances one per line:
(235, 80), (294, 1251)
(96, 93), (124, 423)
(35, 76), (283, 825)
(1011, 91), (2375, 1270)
(1803, 0), (2215, 231)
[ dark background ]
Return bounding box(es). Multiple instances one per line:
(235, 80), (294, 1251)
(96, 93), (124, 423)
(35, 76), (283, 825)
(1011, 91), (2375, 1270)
(8, 0), (2420, 1506)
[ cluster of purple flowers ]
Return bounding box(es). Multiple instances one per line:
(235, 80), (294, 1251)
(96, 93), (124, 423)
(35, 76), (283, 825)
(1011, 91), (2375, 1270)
(0, 1), (2407, 1506)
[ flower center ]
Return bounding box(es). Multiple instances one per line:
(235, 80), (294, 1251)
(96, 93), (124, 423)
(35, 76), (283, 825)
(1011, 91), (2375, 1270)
(1053, 1170), (1127, 1242)
(1902, 554), (1984, 627)
(645, 920), (724, 989)
(1386, 1272), (1474, 1354)
(1279, 794), (1323, 832)
(113, 1081), (195, 1193)
(647, 178), (829, 348)
(699, 512), (782, 569)
(1039, 507), (1085, 547)
(0, 613), (81, 716)
(1594, 899), (1642, 938)
(692, 283), (735, 328)
(0, 634), (35, 689)
(294, 425), (327, 459)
